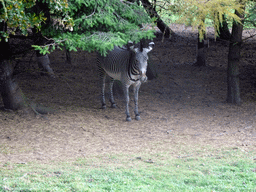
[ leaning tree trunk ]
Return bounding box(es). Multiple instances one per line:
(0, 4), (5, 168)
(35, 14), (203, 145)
(140, 0), (173, 38)
(0, 22), (26, 110)
(32, 29), (55, 78)
(0, 60), (25, 110)
(227, 9), (244, 105)
(32, 1), (55, 78)
(36, 52), (55, 78)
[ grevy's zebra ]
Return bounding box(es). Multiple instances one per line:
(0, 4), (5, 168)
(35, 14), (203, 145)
(97, 42), (154, 121)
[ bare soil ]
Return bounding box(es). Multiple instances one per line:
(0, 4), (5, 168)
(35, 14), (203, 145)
(1, 24), (256, 164)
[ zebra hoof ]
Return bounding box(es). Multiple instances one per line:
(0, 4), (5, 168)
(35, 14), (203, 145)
(101, 104), (106, 109)
(126, 116), (132, 122)
(135, 115), (141, 121)
(111, 103), (117, 108)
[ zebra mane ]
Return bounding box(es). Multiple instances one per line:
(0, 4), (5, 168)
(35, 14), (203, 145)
(139, 41), (143, 52)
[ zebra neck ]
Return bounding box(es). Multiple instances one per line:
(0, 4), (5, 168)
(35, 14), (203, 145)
(128, 62), (140, 82)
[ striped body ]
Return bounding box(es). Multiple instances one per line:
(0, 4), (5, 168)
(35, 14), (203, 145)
(98, 42), (154, 121)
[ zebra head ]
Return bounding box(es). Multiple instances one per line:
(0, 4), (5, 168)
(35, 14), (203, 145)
(129, 42), (155, 83)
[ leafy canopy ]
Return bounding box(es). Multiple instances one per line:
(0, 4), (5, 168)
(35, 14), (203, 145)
(0, 0), (155, 56)
(244, 1), (256, 28)
(0, 0), (70, 40)
(61, 0), (154, 55)
(154, 0), (244, 39)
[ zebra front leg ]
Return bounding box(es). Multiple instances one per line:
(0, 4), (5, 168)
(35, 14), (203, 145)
(123, 85), (131, 121)
(134, 83), (141, 120)
(100, 72), (107, 109)
(109, 78), (117, 108)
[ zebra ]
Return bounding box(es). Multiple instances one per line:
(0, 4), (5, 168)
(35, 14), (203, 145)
(97, 41), (155, 121)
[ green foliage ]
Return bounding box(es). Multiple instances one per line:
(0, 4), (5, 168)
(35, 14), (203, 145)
(153, 0), (245, 40)
(0, 0), (42, 40)
(31, 39), (64, 55)
(0, 0), (71, 39)
(63, 0), (154, 55)
(0, 0), (154, 56)
(244, 1), (256, 28)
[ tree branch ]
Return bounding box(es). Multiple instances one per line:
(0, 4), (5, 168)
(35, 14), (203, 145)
(84, 3), (98, 18)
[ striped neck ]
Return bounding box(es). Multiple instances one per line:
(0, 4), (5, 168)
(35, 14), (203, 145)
(128, 61), (140, 82)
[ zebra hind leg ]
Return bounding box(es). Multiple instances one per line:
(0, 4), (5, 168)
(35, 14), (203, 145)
(123, 85), (131, 121)
(99, 69), (107, 109)
(109, 78), (117, 108)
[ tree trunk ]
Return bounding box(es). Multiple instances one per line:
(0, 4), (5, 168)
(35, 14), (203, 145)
(227, 9), (244, 105)
(140, 0), (173, 38)
(36, 53), (55, 78)
(32, 1), (55, 78)
(0, 60), (25, 110)
(194, 26), (208, 66)
(0, 21), (26, 110)
(32, 30), (55, 78)
(65, 48), (72, 65)
(217, 14), (231, 40)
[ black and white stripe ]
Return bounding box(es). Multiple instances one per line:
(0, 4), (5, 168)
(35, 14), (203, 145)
(97, 42), (154, 121)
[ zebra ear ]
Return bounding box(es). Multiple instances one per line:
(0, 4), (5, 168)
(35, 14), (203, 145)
(127, 41), (134, 50)
(145, 42), (155, 53)
(149, 42), (155, 48)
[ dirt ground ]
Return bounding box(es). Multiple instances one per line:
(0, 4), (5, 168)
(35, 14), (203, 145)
(0, 24), (256, 164)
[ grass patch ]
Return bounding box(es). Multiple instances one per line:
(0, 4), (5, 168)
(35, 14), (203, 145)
(1, 148), (256, 191)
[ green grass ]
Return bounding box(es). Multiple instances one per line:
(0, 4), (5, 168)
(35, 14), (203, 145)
(1, 148), (256, 191)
